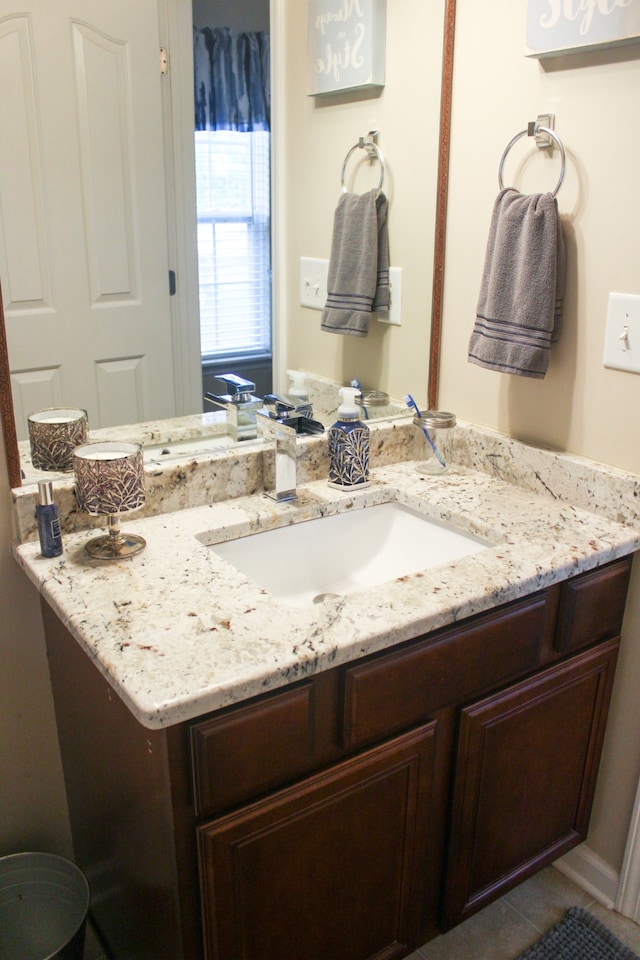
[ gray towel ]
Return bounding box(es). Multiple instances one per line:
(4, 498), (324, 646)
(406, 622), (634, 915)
(468, 188), (566, 378)
(321, 189), (390, 338)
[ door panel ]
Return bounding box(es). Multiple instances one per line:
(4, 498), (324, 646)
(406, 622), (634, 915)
(198, 722), (438, 960)
(0, 0), (176, 436)
(442, 639), (619, 929)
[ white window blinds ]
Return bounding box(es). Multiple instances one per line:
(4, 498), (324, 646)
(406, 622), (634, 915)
(195, 130), (271, 361)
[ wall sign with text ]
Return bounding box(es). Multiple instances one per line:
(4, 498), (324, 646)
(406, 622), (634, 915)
(526, 0), (640, 58)
(307, 0), (386, 96)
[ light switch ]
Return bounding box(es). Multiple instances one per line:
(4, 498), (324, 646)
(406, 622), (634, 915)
(603, 293), (640, 373)
(300, 257), (329, 310)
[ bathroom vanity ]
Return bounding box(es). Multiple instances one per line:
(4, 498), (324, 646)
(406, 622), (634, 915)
(12, 432), (640, 960)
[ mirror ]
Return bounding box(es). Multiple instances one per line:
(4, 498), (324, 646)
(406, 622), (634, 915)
(14, 373), (410, 486)
(0, 0), (456, 491)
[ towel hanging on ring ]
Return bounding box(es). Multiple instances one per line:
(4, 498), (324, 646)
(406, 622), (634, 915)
(468, 187), (566, 378)
(321, 189), (390, 338)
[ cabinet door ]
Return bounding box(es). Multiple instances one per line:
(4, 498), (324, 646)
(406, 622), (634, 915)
(198, 723), (437, 960)
(442, 638), (619, 930)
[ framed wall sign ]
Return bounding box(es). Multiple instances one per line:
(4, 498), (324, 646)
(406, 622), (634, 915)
(526, 0), (640, 58)
(307, 0), (386, 96)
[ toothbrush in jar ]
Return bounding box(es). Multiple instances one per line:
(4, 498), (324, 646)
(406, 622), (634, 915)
(403, 394), (447, 470)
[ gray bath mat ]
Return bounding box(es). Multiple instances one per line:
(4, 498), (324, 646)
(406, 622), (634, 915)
(515, 907), (640, 960)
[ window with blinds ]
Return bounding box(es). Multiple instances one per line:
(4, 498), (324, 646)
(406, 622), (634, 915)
(195, 130), (271, 361)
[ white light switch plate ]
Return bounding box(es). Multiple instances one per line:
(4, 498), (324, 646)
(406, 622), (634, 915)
(300, 257), (329, 310)
(603, 292), (640, 373)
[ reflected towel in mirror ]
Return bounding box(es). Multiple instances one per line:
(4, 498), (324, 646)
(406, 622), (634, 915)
(321, 188), (390, 338)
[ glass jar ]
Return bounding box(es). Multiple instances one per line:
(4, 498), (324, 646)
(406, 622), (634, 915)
(358, 390), (390, 421)
(413, 410), (456, 475)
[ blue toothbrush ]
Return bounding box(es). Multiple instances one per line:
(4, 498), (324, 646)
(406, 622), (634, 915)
(350, 378), (369, 419)
(404, 394), (447, 469)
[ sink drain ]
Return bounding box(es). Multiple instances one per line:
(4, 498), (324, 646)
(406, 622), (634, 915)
(312, 592), (340, 604)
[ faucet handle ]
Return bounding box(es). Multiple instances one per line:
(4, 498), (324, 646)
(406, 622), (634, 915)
(215, 373), (257, 401)
(263, 393), (313, 419)
(263, 393), (295, 417)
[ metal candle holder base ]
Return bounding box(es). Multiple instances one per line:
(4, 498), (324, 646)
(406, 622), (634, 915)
(83, 515), (146, 561)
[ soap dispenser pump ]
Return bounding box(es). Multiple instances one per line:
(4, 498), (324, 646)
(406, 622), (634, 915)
(287, 370), (309, 402)
(328, 387), (370, 489)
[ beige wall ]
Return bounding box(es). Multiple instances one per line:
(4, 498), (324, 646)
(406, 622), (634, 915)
(282, 0), (640, 876)
(0, 433), (71, 856)
(281, 0), (445, 406)
(440, 0), (640, 473)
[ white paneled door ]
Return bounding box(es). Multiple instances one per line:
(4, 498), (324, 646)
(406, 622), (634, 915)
(0, 0), (177, 437)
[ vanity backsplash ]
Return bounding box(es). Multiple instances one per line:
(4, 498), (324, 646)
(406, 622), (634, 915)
(12, 409), (640, 545)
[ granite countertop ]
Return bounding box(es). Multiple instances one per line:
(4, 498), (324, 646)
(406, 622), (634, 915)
(13, 456), (640, 730)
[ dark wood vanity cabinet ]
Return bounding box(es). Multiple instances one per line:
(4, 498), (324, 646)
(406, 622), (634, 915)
(42, 556), (632, 960)
(198, 722), (438, 960)
(442, 637), (619, 930)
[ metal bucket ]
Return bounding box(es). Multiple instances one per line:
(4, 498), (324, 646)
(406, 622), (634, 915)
(0, 853), (90, 960)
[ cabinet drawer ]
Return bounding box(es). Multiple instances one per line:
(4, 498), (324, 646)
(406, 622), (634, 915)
(555, 557), (632, 655)
(191, 682), (316, 817)
(342, 594), (548, 751)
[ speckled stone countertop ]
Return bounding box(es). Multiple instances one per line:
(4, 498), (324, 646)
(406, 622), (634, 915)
(12, 437), (640, 730)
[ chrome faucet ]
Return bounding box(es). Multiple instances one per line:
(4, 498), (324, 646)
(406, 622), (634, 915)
(258, 394), (324, 502)
(205, 374), (262, 441)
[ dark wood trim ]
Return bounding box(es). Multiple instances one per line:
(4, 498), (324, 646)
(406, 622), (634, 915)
(0, 282), (21, 489)
(429, 0), (457, 411)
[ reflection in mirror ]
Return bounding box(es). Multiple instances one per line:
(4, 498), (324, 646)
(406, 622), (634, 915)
(27, 408), (88, 473)
(0, 0), (456, 489)
(3, 0), (186, 439)
(16, 370), (409, 487)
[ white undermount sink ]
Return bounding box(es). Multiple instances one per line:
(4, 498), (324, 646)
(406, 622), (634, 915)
(207, 501), (490, 606)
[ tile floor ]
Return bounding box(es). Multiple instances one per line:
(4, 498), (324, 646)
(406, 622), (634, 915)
(408, 865), (640, 960)
(83, 865), (640, 960)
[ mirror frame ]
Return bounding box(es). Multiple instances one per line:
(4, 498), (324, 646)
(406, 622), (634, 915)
(429, 0), (456, 411)
(0, 0), (456, 490)
(0, 282), (20, 489)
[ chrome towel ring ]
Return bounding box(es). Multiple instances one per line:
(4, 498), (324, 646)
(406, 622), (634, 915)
(498, 120), (566, 198)
(341, 131), (385, 196)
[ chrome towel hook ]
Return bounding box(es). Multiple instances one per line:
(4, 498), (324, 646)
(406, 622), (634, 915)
(498, 114), (566, 198)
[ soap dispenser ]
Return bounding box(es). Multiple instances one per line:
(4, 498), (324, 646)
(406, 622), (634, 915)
(328, 387), (370, 489)
(287, 370), (309, 402)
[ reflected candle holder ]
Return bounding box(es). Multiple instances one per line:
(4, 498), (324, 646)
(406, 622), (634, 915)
(73, 441), (146, 560)
(28, 408), (88, 472)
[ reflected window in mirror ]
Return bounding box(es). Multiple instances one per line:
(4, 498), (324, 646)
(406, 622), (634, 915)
(193, 25), (272, 395)
(195, 130), (271, 361)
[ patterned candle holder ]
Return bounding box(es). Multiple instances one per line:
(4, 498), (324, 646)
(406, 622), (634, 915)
(28, 407), (88, 472)
(73, 441), (146, 560)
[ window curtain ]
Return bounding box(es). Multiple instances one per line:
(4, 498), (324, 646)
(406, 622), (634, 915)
(194, 27), (270, 132)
